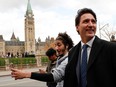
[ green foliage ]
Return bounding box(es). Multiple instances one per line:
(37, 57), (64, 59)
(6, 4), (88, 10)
(0, 58), (5, 66)
(9, 57), (36, 65)
(0, 57), (49, 67)
(41, 56), (49, 63)
(0, 57), (36, 66)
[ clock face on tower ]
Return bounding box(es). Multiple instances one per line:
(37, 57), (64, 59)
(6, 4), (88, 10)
(28, 14), (31, 17)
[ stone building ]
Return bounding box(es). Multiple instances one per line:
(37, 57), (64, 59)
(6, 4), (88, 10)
(0, 0), (55, 58)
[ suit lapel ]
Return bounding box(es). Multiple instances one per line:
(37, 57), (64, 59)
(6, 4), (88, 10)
(87, 36), (103, 70)
(68, 42), (81, 85)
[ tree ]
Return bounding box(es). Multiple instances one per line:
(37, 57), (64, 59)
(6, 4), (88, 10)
(99, 23), (116, 41)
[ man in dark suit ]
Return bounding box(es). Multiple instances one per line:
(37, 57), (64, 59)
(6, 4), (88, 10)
(63, 8), (116, 87)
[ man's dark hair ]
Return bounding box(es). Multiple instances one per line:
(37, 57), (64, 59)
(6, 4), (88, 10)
(75, 8), (97, 26)
(56, 32), (74, 50)
(46, 48), (56, 57)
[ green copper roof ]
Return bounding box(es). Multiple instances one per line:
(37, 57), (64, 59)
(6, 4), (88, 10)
(26, 0), (33, 15)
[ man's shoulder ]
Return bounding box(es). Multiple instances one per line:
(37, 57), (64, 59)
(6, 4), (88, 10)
(69, 42), (81, 52)
(68, 43), (81, 61)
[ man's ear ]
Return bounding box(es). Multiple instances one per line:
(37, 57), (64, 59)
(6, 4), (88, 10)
(76, 26), (80, 34)
(66, 46), (68, 49)
(66, 45), (69, 49)
(76, 26), (78, 31)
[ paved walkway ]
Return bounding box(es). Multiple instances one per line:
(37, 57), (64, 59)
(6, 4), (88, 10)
(0, 66), (46, 77)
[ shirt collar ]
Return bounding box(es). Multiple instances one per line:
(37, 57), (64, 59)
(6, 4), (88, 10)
(81, 36), (95, 49)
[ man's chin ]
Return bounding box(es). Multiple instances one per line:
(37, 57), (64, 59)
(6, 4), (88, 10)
(87, 33), (95, 37)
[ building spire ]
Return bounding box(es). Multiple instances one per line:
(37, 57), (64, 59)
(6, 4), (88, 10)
(11, 32), (16, 41)
(0, 35), (4, 41)
(26, 0), (33, 15)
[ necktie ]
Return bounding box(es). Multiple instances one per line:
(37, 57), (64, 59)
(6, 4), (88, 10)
(81, 44), (88, 87)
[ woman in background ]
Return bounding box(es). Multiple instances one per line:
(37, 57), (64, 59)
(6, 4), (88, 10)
(11, 32), (74, 87)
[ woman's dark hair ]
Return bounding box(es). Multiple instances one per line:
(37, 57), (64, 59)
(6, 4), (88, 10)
(46, 48), (56, 57)
(75, 8), (97, 26)
(56, 32), (74, 50)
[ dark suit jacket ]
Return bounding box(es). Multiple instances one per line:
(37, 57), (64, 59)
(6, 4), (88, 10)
(63, 36), (116, 87)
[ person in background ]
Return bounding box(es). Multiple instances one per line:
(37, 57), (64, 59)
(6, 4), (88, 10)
(63, 8), (116, 87)
(11, 32), (74, 87)
(39, 48), (57, 87)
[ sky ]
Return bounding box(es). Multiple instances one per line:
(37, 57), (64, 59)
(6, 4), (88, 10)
(0, 0), (116, 45)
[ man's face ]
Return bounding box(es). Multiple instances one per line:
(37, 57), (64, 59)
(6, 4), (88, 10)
(76, 13), (96, 43)
(49, 54), (57, 61)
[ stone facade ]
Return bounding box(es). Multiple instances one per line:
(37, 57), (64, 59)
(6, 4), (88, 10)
(0, 0), (55, 58)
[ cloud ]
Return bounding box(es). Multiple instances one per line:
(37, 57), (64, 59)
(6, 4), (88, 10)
(0, 0), (116, 45)
(0, 0), (26, 12)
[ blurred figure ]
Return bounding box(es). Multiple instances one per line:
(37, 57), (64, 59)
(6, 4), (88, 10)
(39, 48), (57, 87)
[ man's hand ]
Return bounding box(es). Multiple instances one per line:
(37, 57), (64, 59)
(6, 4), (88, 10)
(39, 69), (46, 73)
(11, 68), (31, 80)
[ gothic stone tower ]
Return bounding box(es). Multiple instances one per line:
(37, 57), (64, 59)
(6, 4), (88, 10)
(24, 0), (35, 55)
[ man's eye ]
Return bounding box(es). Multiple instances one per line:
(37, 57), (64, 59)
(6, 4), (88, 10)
(91, 20), (96, 24)
(83, 20), (89, 23)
